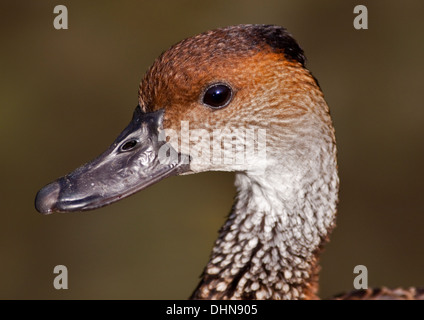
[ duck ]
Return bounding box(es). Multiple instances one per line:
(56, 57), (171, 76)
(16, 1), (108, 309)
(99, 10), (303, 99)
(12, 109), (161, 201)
(34, 24), (421, 300)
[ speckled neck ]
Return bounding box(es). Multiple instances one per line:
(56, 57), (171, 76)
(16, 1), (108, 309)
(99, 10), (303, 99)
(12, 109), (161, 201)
(191, 129), (338, 300)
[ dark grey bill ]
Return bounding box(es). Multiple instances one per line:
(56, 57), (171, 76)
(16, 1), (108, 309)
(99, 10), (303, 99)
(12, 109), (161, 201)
(35, 106), (190, 214)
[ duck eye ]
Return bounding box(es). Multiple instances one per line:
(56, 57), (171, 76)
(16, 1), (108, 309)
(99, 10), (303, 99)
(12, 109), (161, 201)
(203, 84), (232, 109)
(120, 139), (138, 152)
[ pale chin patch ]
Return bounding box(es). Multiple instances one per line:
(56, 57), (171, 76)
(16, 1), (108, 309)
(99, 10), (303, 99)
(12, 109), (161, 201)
(158, 122), (268, 174)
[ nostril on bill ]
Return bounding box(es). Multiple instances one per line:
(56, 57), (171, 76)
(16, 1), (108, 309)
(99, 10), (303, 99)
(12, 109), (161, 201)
(35, 181), (61, 214)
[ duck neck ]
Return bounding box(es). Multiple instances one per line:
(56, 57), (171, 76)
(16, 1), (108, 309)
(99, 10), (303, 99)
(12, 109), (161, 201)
(191, 152), (338, 300)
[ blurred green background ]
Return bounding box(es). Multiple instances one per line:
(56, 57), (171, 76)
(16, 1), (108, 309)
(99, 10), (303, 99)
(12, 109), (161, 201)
(1, 0), (423, 299)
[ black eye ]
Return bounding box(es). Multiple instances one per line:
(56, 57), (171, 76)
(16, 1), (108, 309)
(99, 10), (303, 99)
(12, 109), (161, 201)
(202, 84), (232, 109)
(120, 139), (138, 152)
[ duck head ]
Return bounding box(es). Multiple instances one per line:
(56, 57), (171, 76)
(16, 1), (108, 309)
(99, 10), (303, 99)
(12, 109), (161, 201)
(35, 23), (337, 236)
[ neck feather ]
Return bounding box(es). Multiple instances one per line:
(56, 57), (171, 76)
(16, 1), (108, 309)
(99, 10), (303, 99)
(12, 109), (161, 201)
(191, 129), (338, 300)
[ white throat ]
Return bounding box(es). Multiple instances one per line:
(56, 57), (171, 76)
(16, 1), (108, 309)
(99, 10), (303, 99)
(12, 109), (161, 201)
(191, 128), (339, 299)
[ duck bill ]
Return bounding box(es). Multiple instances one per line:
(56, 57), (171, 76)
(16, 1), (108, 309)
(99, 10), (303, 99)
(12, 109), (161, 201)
(35, 106), (190, 214)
